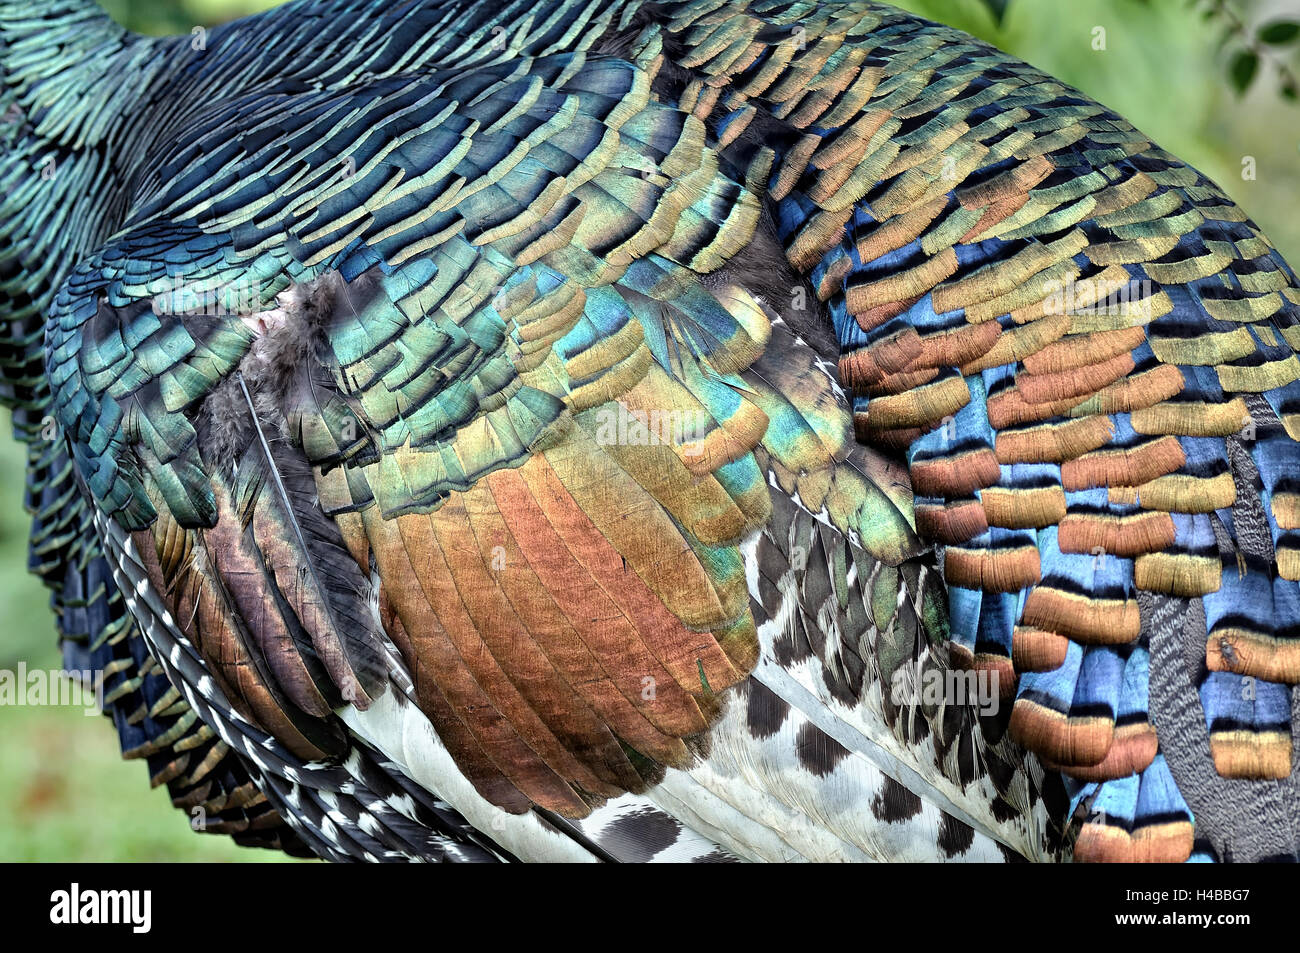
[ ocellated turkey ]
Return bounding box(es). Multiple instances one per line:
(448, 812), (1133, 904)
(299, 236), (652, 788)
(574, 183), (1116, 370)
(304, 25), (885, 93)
(2, 0), (1299, 862)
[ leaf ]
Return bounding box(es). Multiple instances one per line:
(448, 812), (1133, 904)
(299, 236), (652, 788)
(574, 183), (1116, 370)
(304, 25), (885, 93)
(1229, 50), (1260, 94)
(1258, 21), (1300, 45)
(979, 0), (1012, 24)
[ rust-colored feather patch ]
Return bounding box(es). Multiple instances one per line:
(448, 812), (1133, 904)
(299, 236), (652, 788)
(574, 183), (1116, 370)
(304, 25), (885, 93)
(1020, 587), (1141, 645)
(910, 447), (1000, 498)
(1008, 699), (1112, 767)
(1073, 817), (1194, 863)
(982, 485), (1067, 530)
(944, 544), (1041, 593)
(1060, 436), (1186, 491)
(1056, 510), (1177, 558)
(1012, 626), (1070, 672)
(915, 498), (988, 544)
(1051, 721), (1158, 782)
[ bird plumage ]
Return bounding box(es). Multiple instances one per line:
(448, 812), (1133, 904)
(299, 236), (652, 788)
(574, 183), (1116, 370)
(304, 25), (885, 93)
(3, 0), (1299, 861)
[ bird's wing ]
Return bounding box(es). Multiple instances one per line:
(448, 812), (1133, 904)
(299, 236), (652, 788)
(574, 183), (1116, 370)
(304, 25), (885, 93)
(45, 23), (1065, 861)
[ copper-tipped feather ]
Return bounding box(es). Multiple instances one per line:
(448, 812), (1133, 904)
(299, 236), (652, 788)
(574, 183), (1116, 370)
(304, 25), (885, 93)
(1207, 628), (1300, 683)
(1056, 511), (1177, 558)
(1008, 700), (1112, 768)
(1209, 732), (1292, 780)
(1060, 436), (1186, 491)
(944, 544), (1041, 593)
(1074, 819), (1194, 863)
(910, 447), (1000, 497)
(1012, 626), (1070, 672)
(1020, 587), (1141, 645)
(1050, 722), (1158, 782)
(915, 498), (988, 544)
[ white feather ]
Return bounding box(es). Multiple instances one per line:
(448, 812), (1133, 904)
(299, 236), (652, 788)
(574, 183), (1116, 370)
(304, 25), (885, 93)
(338, 690), (597, 863)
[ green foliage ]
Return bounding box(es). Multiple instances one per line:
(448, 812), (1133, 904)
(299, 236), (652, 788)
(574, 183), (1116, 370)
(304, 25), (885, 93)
(1230, 48), (1261, 93)
(981, 0), (1011, 24)
(101, 0), (278, 33)
(0, 706), (304, 862)
(1259, 20), (1300, 46)
(1194, 0), (1300, 101)
(975, 0), (1300, 102)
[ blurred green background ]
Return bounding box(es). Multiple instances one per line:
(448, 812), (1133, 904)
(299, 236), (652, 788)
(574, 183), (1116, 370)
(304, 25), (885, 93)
(1, 0), (1296, 861)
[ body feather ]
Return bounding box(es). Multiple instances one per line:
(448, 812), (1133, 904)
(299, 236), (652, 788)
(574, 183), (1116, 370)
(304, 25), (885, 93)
(2, 0), (1298, 861)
